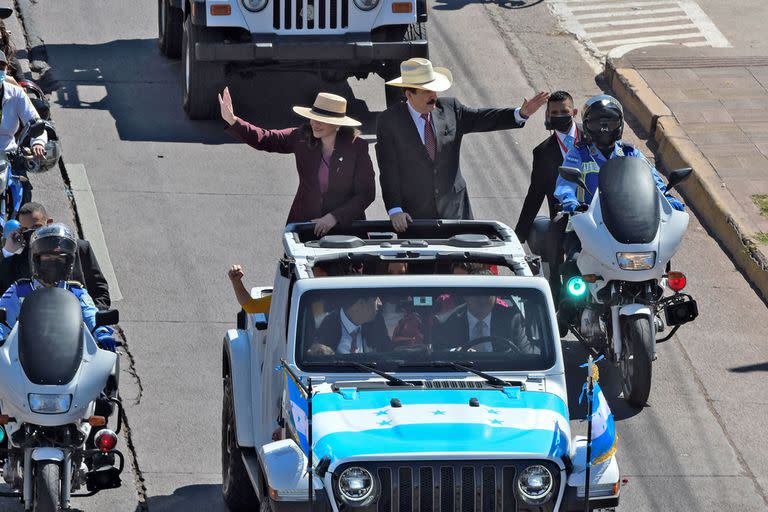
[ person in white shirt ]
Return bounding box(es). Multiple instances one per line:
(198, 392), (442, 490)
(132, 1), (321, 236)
(0, 50), (46, 155)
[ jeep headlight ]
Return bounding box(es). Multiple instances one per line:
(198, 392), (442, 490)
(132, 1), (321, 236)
(28, 394), (72, 414)
(517, 464), (554, 504)
(616, 251), (656, 271)
(337, 466), (378, 506)
(353, 0), (379, 11)
(242, 0), (268, 12)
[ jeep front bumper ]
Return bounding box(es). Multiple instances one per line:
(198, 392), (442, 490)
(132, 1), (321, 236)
(194, 36), (428, 62)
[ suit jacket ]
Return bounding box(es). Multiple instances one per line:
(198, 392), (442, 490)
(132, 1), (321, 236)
(226, 120), (375, 225)
(432, 303), (532, 353)
(0, 239), (111, 309)
(514, 124), (582, 243)
(376, 98), (524, 220)
(314, 309), (390, 353)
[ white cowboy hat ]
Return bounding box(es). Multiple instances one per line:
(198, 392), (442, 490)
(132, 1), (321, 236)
(385, 58), (453, 92)
(292, 92), (361, 127)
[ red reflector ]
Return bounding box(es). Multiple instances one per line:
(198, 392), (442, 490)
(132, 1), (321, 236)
(667, 271), (686, 292)
(392, 2), (413, 13)
(94, 429), (118, 453)
(210, 4), (231, 15)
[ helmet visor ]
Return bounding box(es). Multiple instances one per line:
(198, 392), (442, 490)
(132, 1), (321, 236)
(585, 116), (622, 133)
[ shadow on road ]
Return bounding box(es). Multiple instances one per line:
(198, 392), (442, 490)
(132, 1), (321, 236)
(38, 39), (379, 144)
(729, 361), (768, 373)
(142, 484), (227, 512)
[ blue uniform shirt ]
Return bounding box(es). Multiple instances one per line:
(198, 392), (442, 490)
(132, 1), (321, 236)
(0, 279), (112, 345)
(554, 141), (669, 207)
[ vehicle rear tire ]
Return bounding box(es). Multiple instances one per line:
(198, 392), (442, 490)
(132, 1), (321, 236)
(381, 23), (427, 108)
(182, 16), (224, 120)
(222, 374), (258, 511)
(33, 461), (61, 512)
(158, 0), (183, 58)
(620, 315), (653, 408)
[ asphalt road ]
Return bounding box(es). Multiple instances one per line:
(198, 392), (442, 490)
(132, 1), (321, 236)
(4, 0), (768, 510)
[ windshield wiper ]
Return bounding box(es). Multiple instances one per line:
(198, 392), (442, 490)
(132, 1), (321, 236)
(399, 361), (516, 388)
(304, 361), (414, 387)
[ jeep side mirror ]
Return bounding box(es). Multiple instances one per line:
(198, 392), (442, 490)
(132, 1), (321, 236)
(666, 167), (692, 191)
(558, 166), (587, 191)
(95, 309), (119, 328)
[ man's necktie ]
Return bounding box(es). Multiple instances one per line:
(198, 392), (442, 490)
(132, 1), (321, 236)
(421, 113), (437, 161)
(473, 320), (487, 340)
(350, 327), (361, 353)
(564, 134), (575, 152)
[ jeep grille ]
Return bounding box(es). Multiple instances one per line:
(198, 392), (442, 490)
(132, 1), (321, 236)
(335, 460), (561, 512)
(273, 0), (349, 31)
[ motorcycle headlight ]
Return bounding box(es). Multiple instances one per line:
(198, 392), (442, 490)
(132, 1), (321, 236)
(517, 464), (555, 504)
(353, 0), (380, 11)
(28, 393), (72, 414)
(616, 251), (656, 271)
(337, 466), (378, 506)
(242, 0), (268, 12)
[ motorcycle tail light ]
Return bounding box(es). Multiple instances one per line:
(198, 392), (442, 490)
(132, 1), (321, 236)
(94, 429), (118, 453)
(667, 271), (686, 292)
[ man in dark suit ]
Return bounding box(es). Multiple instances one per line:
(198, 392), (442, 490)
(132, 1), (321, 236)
(376, 58), (549, 231)
(310, 294), (390, 355)
(432, 292), (536, 355)
(0, 202), (110, 309)
(514, 91), (581, 243)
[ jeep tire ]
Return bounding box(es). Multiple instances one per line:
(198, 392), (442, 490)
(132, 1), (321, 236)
(222, 374), (258, 511)
(381, 23), (428, 108)
(182, 16), (225, 120)
(158, 0), (183, 58)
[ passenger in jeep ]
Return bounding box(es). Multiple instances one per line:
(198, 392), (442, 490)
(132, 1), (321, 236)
(310, 294), (390, 354)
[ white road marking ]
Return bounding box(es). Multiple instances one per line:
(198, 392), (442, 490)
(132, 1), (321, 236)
(547, 0), (730, 57)
(66, 164), (123, 302)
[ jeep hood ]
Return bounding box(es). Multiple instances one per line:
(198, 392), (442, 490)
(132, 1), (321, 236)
(305, 389), (571, 466)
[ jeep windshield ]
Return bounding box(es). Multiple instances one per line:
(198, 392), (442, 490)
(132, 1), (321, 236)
(296, 286), (556, 372)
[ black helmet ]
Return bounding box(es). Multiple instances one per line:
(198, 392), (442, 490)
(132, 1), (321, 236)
(582, 94), (624, 149)
(29, 223), (77, 285)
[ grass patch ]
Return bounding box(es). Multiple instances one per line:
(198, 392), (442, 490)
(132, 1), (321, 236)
(752, 195), (768, 217)
(753, 232), (768, 245)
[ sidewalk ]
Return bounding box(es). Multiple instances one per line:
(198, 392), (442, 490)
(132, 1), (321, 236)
(606, 46), (768, 299)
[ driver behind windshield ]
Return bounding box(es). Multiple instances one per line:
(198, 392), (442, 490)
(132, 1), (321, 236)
(309, 293), (390, 355)
(433, 270), (535, 354)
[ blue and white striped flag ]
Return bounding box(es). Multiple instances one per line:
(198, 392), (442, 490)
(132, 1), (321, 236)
(284, 370), (310, 455)
(589, 381), (617, 465)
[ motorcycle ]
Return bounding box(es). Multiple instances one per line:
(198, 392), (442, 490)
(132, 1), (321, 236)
(17, 80), (51, 121)
(0, 287), (124, 511)
(528, 157), (698, 407)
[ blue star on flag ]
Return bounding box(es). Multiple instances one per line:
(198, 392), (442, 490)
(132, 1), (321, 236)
(375, 410), (389, 416)
(432, 410), (446, 416)
(487, 409), (499, 415)
(378, 420), (392, 426)
(490, 419), (503, 425)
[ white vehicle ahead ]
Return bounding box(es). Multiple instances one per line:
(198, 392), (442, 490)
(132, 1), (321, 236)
(530, 158), (699, 407)
(0, 288), (123, 512)
(221, 220), (621, 511)
(158, 0), (429, 119)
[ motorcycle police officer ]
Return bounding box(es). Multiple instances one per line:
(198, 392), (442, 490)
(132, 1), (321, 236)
(554, 94), (685, 257)
(0, 223), (116, 350)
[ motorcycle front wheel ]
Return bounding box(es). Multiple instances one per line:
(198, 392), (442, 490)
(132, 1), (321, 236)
(620, 315), (653, 407)
(33, 461), (61, 512)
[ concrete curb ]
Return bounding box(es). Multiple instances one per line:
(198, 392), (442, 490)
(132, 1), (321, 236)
(605, 58), (768, 301)
(5, 4), (33, 80)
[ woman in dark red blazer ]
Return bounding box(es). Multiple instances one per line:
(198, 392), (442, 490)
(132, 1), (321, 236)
(219, 88), (375, 236)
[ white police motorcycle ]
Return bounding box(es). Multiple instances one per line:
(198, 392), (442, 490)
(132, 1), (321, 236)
(0, 287), (123, 511)
(529, 157), (698, 407)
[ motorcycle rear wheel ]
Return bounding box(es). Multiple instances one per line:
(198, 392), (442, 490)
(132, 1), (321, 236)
(620, 315), (653, 407)
(33, 461), (61, 512)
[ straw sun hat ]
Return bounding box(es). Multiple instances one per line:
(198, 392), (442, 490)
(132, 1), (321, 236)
(292, 93), (361, 127)
(385, 58), (453, 92)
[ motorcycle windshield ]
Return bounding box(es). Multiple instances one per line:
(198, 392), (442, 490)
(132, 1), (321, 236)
(598, 157), (660, 244)
(18, 287), (83, 386)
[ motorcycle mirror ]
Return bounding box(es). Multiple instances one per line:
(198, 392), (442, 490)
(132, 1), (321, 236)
(28, 120), (47, 138)
(666, 167), (693, 191)
(558, 166), (588, 191)
(95, 309), (119, 328)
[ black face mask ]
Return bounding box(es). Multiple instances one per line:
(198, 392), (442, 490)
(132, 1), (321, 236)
(33, 255), (74, 285)
(545, 115), (573, 133)
(22, 229), (33, 245)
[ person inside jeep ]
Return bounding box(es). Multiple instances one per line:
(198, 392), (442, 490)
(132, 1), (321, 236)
(309, 293), (390, 355)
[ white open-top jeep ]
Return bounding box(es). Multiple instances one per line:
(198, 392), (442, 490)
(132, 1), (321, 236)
(158, 0), (428, 119)
(221, 220), (621, 511)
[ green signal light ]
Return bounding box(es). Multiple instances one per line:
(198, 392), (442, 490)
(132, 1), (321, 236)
(566, 276), (587, 297)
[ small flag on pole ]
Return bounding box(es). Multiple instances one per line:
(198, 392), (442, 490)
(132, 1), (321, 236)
(284, 367), (310, 455)
(589, 380), (617, 465)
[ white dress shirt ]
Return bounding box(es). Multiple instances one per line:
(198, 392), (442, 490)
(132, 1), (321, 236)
(388, 100), (527, 216)
(336, 308), (368, 354)
(467, 311), (493, 352)
(0, 82), (46, 151)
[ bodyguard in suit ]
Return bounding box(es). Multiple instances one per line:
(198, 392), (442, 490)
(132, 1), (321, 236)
(514, 91), (581, 243)
(376, 58), (549, 232)
(311, 294), (390, 355)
